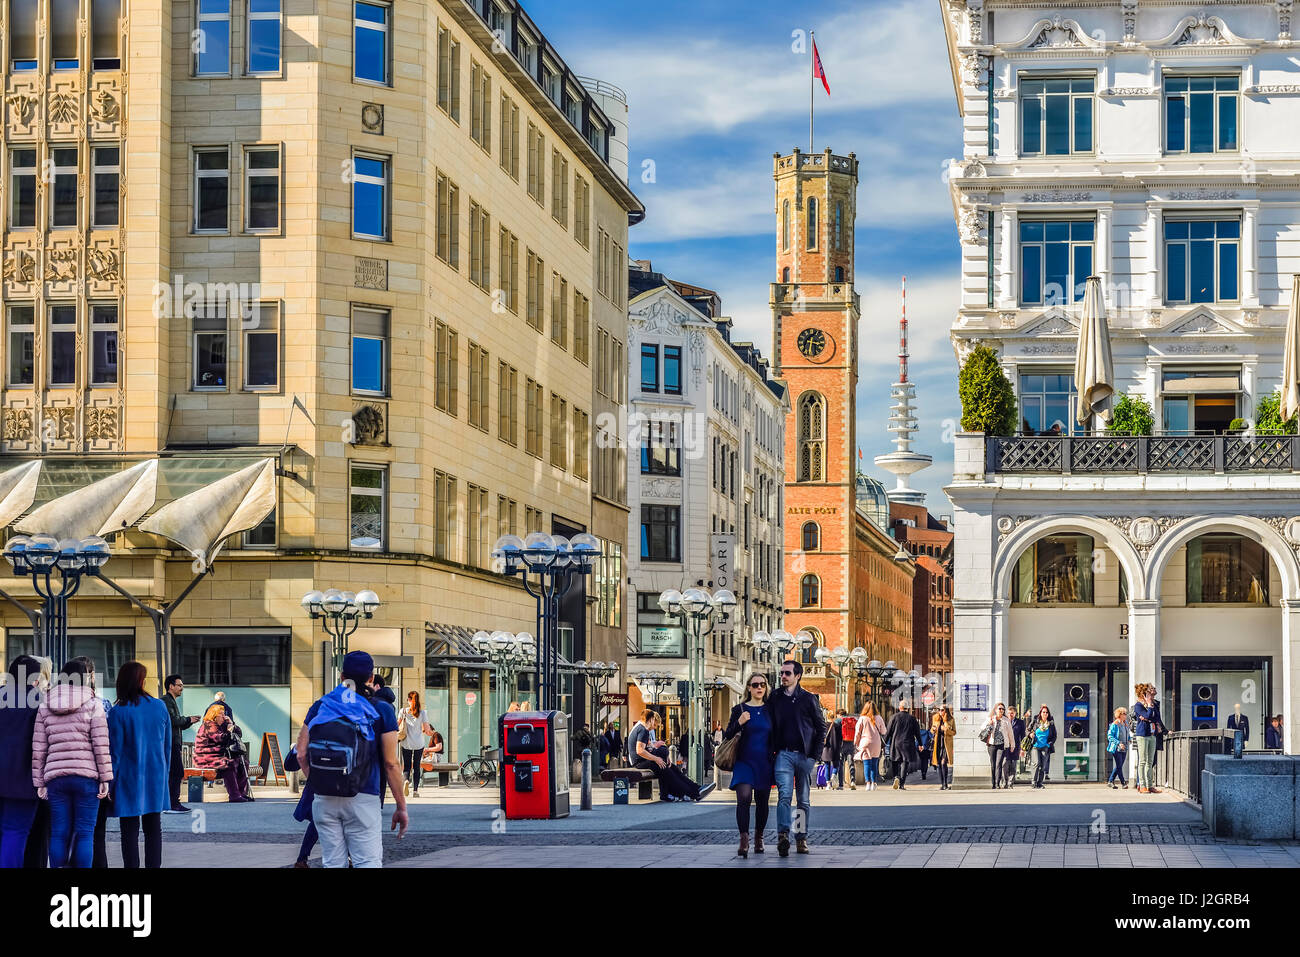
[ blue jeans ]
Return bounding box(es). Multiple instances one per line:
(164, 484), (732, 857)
(0, 797), (39, 868)
(47, 776), (100, 868)
(1108, 750), (1127, 785)
(774, 750), (814, 836)
(865, 756), (879, 784)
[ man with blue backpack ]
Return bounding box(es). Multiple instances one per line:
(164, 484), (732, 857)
(295, 651), (407, 867)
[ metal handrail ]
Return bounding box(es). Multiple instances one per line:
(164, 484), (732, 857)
(577, 76), (628, 104)
(989, 433), (1300, 474)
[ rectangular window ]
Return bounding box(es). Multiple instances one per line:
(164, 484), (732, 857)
(640, 505), (681, 563)
(550, 393), (567, 469)
(1161, 367), (1241, 434)
(90, 304), (119, 385)
(496, 495), (514, 542)
(613, 243), (625, 308)
(51, 0), (79, 69)
(244, 146), (281, 231)
(92, 0), (122, 70)
(641, 344), (659, 393)
(541, 58), (559, 103)
(1165, 219), (1239, 304)
(10, 0), (37, 70)
(352, 154), (389, 240)
(526, 251), (545, 331)
(550, 273), (568, 348)
(574, 176), (591, 248)
(351, 306), (388, 395)
(526, 123), (545, 204)
(9, 149), (35, 229)
(467, 485), (487, 568)
(551, 150), (569, 227)
(1019, 76), (1094, 155)
(573, 293), (589, 364)
(243, 302), (279, 390)
(468, 202), (490, 290)
(498, 227), (519, 313)
(433, 471), (456, 560)
(1166, 75), (1238, 153)
(525, 378), (543, 457)
(470, 60), (492, 152)
(175, 631), (289, 685)
(195, 0), (231, 76)
(192, 304), (227, 390)
(524, 505), (543, 536)
(664, 345), (682, 396)
(1018, 372), (1077, 436)
(354, 1), (389, 85)
(468, 341), (489, 431)
(437, 23), (461, 120)
(47, 304), (76, 387)
(50, 147), (78, 228)
(1019, 219), (1093, 305)
(91, 145), (119, 228)
(498, 361), (518, 445)
(349, 464), (386, 551)
(7, 305), (33, 386)
(194, 148), (230, 233)
(596, 229), (608, 298)
(574, 408), (590, 482)
(247, 0), (281, 74)
(436, 173), (459, 268)
(435, 319), (459, 415)
(243, 508), (276, 548)
(641, 419), (681, 476)
(500, 93), (520, 180)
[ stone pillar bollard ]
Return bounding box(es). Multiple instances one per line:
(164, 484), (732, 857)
(581, 748), (593, 810)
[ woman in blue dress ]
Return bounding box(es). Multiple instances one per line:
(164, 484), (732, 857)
(723, 671), (775, 858)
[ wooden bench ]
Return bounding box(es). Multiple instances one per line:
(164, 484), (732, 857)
(425, 763), (460, 787)
(600, 767), (656, 801)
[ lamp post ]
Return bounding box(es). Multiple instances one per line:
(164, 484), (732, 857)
(492, 531), (599, 714)
(301, 587), (382, 674)
(657, 587), (736, 785)
(575, 659), (617, 779)
(4, 534), (111, 666)
(635, 671), (673, 706)
(471, 630), (536, 722)
(860, 659), (899, 715)
(815, 646), (867, 712)
(748, 628), (816, 668)
(893, 668), (924, 712)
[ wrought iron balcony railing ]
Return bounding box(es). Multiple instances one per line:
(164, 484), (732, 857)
(988, 433), (1298, 475)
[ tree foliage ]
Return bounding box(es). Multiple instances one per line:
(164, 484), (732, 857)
(958, 345), (1017, 436)
(1106, 394), (1155, 436)
(1255, 392), (1298, 435)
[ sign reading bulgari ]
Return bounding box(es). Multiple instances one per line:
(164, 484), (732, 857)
(787, 506), (838, 515)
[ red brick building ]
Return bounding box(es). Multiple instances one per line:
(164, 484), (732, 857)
(889, 502), (954, 694)
(770, 147), (914, 706)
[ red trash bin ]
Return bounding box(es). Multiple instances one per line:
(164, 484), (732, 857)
(499, 711), (570, 820)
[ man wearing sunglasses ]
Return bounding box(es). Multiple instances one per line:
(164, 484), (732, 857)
(768, 659), (827, 857)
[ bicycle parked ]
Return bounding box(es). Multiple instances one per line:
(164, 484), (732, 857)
(459, 745), (500, 787)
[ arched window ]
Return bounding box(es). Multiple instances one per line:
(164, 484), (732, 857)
(834, 266), (844, 282)
(797, 391), (825, 482)
(1012, 534), (1095, 604)
(835, 201), (843, 250)
(800, 574), (820, 607)
(806, 197), (818, 250)
(1186, 534), (1270, 604)
(802, 521), (820, 551)
(800, 626), (822, 663)
(782, 266), (790, 283)
(782, 199), (790, 251)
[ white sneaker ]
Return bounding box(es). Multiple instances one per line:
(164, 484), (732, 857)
(412, 789), (419, 798)
(403, 780), (410, 796)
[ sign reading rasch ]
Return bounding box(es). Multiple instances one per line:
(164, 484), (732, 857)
(710, 533), (736, 591)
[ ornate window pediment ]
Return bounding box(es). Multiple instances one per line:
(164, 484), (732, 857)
(1017, 308), (1080, 338)
(1149, 14), (1258, 49)
(1006, 14), (1104, 52)
(1158, 306), (1247, 338)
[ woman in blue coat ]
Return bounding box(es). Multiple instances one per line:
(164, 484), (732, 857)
(722, 671), (776, 858)
(107, 662), (171, 869)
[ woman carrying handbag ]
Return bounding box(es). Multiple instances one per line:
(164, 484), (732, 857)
(722, 672), (775, 858)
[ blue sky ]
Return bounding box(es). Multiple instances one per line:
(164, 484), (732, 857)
(528, 0), (964, 510)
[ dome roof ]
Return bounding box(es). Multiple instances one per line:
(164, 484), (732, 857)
(855, 472), (890, 531)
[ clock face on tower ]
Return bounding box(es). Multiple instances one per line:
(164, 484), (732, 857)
(797, 327), (832, 362)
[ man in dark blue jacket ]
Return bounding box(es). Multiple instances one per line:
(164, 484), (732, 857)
(768, 659), (827, 858)
(0, 655), (43, 868)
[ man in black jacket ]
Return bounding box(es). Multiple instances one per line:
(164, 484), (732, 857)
(884, 699), (922, 790)
(162, 674), (200, 813)
(768, 659), (827, 858)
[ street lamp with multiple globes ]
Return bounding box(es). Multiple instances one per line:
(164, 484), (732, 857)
(635, 671), (673, 705)
(471, 630), (536, 719)
(574, 659), (618, 778)
(814, 645), (868, 712)
(3, 534), (112, 666)
(657, 586), (736, 785)
(891, 667), (925, 711)
(747, 628), (816, 666)
(858, 658), (899, 714)
(492, 531), (600, 714)
(300, 588), (382, 673)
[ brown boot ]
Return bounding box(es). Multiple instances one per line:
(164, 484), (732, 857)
(796, 836), (809, 854)
(738, 832), (749, 858)
(777, 832), (790, 857)
(754, 833), (765, 854)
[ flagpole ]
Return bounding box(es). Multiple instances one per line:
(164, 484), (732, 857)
(809, 30), (815, 153)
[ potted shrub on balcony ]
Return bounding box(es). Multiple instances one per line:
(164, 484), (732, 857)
(958, 344), (1017, 436)
(1106, 394), (1155, 437)
(1226, 418), (1249, 436)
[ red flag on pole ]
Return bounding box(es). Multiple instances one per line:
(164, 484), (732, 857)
(813, 37), (831, 96)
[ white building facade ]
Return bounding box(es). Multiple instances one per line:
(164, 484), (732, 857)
(942, 0), (1300, 785)
(624, 281), (788, 734)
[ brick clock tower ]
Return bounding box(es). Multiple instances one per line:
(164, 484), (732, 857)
(772, 147), (860, 659)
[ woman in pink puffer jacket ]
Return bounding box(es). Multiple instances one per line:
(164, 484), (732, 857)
(32, 660), (112, 868)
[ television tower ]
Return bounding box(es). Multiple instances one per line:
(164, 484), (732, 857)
(874, 276), (932, 504)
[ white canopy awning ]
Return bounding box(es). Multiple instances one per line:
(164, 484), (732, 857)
(0, 461), (41, 530)
(138, 458), (277, 568)
(14, 459), (157, 540)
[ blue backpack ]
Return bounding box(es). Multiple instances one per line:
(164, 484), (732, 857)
(306, 686), (379, 797)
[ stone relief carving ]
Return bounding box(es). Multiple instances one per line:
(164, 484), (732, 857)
(43, 407), (75, 442)
(1020, 343), (1076, 355)
(999, 312), (1017, 328)
(45, 249), (78, 281)
(86, 246), (119, 283)
(962, 158), (987, 178)
(349, 404), (386, 445)
(1153, 14), (1256, 48)
(1171, 313), (1231, 335)
(1280, 0), (1295, 41)
(965, 0), (984, 44)
(1285, 516), (1300, 547)
(1022, 191), (1092, 203)
(1169, 189), (1238, 201)
(361, 102), (384, 133)
(1166, 343), (1236, 354)
(4, 408), (33, 442)
(90, 88), (119, 124)
(962, 53), (989, 89)
(958, 207), (983, 244)
(641, 478), (681, 500)
(632, 298), (690, 335)
(6, 93), (37, 125)
(1122, 0), (1139, 44)
(48, 91), (78, 125)
(85, 406), (118, 442)
(3, 251), (35, 284)
(688, 329), (705, 390)
(1028, 14), (1089, 48)
(1101, 515), (1189, 558)
(1105, 88), (1160, 97)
